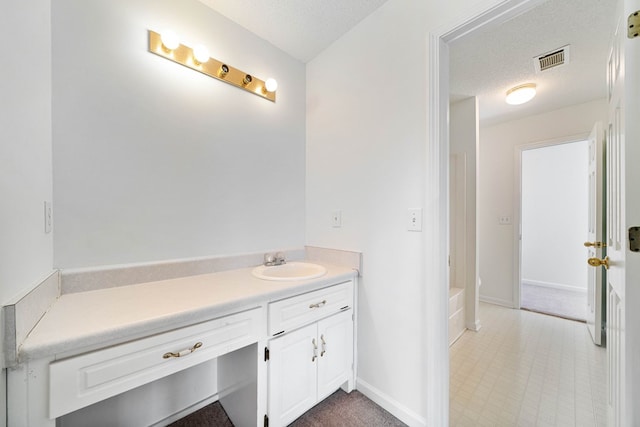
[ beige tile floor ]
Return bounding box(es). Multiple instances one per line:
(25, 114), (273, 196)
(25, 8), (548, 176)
(450, 302), (606, 427)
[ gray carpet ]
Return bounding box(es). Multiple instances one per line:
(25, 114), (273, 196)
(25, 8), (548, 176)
(521, 282), (587, 322)
(169, 390), (406, 427)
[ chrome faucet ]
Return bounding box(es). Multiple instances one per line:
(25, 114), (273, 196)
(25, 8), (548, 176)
(264, 252), (286, 266)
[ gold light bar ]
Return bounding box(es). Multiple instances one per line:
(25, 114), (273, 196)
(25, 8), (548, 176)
(148, 30), (276, 102)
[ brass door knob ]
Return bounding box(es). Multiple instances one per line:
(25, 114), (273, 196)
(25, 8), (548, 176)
(588, 256), (609, 270)
(584, 241), (606, 248)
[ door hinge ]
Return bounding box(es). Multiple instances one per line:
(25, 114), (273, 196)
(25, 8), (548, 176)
(629, 11), (639, 38)
(629, 226), (640, 252)
(264, 346), (270, 361)
(264, 414), (269, 427)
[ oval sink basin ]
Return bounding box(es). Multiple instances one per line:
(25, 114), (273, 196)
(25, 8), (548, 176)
(252, 262), (327, 281)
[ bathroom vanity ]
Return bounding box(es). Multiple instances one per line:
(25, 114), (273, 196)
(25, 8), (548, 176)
(6, 254), (358, 427)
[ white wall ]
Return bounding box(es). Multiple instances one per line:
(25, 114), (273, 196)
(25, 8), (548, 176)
(479, 99), (607, 306)
(52, 0), (306, 269)
(306, 0), (505, 423)
(42, 0), (304, 423)
(450, 97), (480, 329)
(0, 1), (54, 425)
(307, 4), (426, 418)
(521, 141), (589, 290)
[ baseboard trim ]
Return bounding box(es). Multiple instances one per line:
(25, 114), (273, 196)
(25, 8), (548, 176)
(522, 279), (587, 293)
(466, 319), (481, 332)
(356, 378), (425, 427)
(479, 295), (515, 308)
(150, 394), (218, 427)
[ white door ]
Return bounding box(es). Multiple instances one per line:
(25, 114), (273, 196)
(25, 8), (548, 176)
(586, 122), (604, 345)
(267, 323), (317, 427)
(316, 310), (353, 401)
(602, 0), (640, 424)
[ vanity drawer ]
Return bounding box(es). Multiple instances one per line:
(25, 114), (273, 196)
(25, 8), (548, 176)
(49, 307), (263, 419)
(268, 281), (353, 336)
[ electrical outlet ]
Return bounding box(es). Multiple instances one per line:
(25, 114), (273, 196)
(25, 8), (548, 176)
(44, 201), (52, 233)
(498, 215), (511, 225)
(332, 210), (342, 227)
(407, 208), (422, 232)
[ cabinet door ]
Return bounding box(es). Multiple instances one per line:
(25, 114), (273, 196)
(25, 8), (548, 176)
(268, 323), (318, 427)
(316, 309), (353, 401)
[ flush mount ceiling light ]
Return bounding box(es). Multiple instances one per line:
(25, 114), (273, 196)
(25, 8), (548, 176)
(505, 83), (536, 105)
(148, 30), (277, 102)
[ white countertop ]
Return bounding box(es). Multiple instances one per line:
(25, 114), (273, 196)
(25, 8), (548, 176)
(20, 262), (356, 361)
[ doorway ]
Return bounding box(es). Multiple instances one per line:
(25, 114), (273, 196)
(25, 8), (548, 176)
(429, 0), (616, 424)
(519, 140), (589, 321)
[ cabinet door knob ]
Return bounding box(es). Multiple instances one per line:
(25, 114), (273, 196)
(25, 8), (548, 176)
(312, 338), (318, 362)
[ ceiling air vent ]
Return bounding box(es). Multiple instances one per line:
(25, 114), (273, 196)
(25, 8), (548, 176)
(534, 45), (570, 73)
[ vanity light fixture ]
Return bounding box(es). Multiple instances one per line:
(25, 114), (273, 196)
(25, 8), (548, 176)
(505, 83), (536, 105)
(160, 29), (180, 52)
(192, 44), (210, 65)
(148, 30), (276, 102)
(264, 78), (278, 93)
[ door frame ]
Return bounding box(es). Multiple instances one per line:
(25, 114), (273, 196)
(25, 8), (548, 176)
(425, 0), (546, 424)
(512, 133), (590, 310)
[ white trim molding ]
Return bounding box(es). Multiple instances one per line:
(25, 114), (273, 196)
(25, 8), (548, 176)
(357, 378), (425, 427)
(522, 279), (588, 293)
(479, 295), (517, 308)
(426, 0), (543, 424)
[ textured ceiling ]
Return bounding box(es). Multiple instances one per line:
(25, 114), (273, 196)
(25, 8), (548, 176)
(198, 0), (390, 63)
(450, 0), (617, 126)
(198, 0), (617, 125)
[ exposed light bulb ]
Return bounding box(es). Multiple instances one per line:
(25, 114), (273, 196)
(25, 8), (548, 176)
(506, 83), (536, 105)
(193, 44), (210, 64)
(265, 78), (278, 93)
(160, 30), (180, 51)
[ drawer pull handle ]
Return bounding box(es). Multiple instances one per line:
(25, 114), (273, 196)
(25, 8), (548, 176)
(320, 334), (326, 357)
(312, 338), (318, 362)
(163, 342), (203, 359)
(309, 300), (327, 309)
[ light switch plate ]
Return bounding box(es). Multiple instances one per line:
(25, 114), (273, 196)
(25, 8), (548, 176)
(332, 210), (342, 227)
(408, 208), (422, 232)
(44, 201), (52, 233)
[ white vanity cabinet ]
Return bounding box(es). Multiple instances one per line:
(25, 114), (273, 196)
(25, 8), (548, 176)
(9, 306), (266, 427)
(266, 281), (354, 427)
(49, 307), (264, 419)
(7, 264), (358, 427)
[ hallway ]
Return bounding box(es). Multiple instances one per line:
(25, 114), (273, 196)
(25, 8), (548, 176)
(450, 303), (606, 426)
